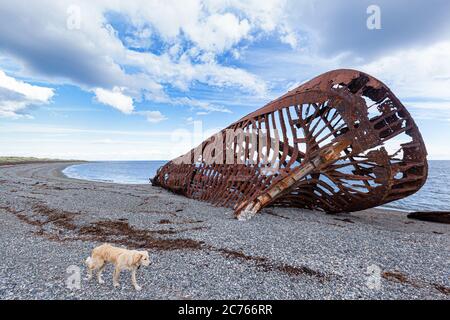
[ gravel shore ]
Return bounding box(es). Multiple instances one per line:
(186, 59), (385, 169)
(0, 162), (448, 300)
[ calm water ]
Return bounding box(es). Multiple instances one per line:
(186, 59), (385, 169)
(63, 160), (450, 212)
(63, 161), (167, 185)
(380, 160), (450, 212)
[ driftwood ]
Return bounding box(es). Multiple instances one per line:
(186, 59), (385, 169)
(407, 212), (450, 224)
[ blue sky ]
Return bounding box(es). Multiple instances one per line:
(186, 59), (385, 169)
(1, 0), (450, 160)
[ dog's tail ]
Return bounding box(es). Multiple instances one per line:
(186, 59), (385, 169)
(85, 256), (94, 268)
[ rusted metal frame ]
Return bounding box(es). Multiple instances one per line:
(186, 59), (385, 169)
(224, 139), (255, 206)
(285, 106), (300, 169)
(279, 177), (340, 210)
(153, 69), (428, 219)
(306, 102), (326, 129)
(304, 103), (327, 141)
(235, 139), (351, 220)
(211, 124), (245, 205)
(232, 111), (286, 215)
(316, 96), (375, 192)
(277, 108), (290, 167)
(209, 123), (244, 205)
(306, 116), (346, 152)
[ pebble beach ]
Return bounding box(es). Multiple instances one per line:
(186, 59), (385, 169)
(0, 162), (448, 299)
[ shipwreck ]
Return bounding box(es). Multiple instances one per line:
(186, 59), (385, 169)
(153, 69), (428, 220)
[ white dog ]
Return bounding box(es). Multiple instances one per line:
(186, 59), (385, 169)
(85, 243), (150, 291)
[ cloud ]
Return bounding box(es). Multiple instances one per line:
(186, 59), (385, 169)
(0, 1), (128, 88)
(0, 0), (271, 116)
(125, 50), (267, 96)
(94, 87), (134, 114)
(123, 28), (153, 50)
(283, 0), (450, 60)
(1, 0), (450, 122)
(139, 110), (168, 123)
(0, 70), (54, 118)
(359, 41), (450, 103)
(171, 97), (232, 114)
(118, 0), (294, 51)
(183, 13), (251, 53)
(0, 71), (54, 102)
(93, 87), (168, 123)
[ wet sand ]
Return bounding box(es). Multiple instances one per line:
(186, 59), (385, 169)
(0, 162), (448, 299)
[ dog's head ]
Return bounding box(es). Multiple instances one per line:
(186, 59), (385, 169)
(133, 251), (150, 267)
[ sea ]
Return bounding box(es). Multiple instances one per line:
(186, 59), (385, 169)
(62, 160), (450, 212)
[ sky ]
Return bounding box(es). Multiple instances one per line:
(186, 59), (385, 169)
(1, 0), (450, 160)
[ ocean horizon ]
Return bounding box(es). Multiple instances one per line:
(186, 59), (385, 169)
(62, 160), (450, 213)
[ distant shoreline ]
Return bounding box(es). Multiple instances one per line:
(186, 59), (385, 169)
(0, 157), (86, 166)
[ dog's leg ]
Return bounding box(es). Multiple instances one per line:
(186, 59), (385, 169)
(131, 268), (142, 291)
(113, 266), (121, 288)
(85, 256), (94, 280)
(97, 262), (106, 284)
(87, 267), (93, 280)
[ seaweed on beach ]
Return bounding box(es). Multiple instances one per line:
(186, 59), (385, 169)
(382, 270), (450, 296)
(29, 204), (206, 251)
(382, 270), (417, 286)
(217, 248), (329, 282)
(9, 202), (332, 281)
(434, 284), (450, 295)
(78, 220), (205, 251)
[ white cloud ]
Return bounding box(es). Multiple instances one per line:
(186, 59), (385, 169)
(139, 110), (167, 123)
(282, 0), (450, 59)
(0, 0), (273, 117)
(280, 30), (298, 48)
(0, 70), (54, 118)
(124, 50), (267, 96)
(94, 87), (134, 114)
(119, 0), (293, 52)
(1, 0), (449, 116)
(172, 97), (231, 114)
(359, 41), (450, 103)
(93, 86), (168, 123)
(184, 13), (251, 53)
(140, 89), (232, 114)
(206, 0), (287, 33)
(0, 70), (54, 102)
(124, 28), (153, 49)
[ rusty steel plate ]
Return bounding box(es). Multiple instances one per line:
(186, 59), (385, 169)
(152, 69), (428, 220)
